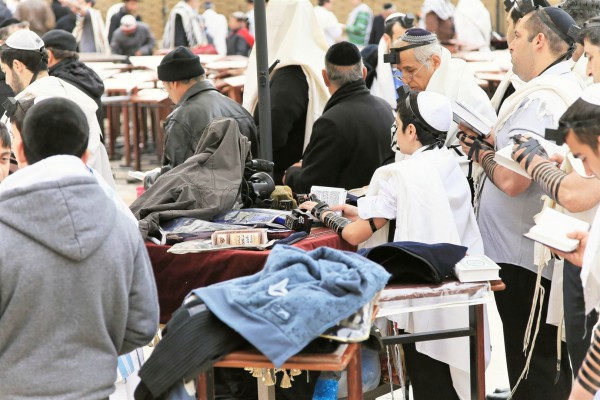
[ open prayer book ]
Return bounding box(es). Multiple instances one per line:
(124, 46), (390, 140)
(311, 186), (347, 206)
(524, 208), (591, 253)
(494, 138), (567, 179)
(452, 100), (494, 137)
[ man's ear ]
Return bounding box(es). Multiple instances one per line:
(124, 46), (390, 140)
(47, 50), (55, 65)
(430, 54), (442, 70)
(362, 65), (367, 80)
(80, 149), (90, 165)
(14, 136), (27, 167)
(407, 123), (418, 142)
(322, 68), (330, 87)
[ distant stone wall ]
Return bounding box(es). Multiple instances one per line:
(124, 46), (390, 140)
(93, 0), (562, 49)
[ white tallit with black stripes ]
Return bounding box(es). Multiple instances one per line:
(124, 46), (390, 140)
(162, 1), (208, 49)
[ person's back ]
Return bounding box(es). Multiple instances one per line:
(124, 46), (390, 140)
(110, 19), (155, 56)
(0, 98), (158, 400)
(157, 47), (258, 172)
(285, 42), (394, 193)
(14, 0), (55, 36)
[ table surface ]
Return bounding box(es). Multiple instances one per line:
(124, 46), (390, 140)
(147, 227), (356, 323)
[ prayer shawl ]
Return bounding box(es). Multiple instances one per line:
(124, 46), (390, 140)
(494, 62), (582, 135)
(13, 76), (115, 188)
(73, 8), (109, 54)
(203, 8), (228, 56)
(162, 1), (207, 49)
(242, 0), (329, 153)
(421, 0), (454, 21)
(490, 69), (523, 112)
(104, 2), (122, 39)
(454, 0), (491, 51)
(395, 48), (497, 162)
(358, 146), (487, 400)
(582, 208), (600, 314)
(370, 36), (396, 109)
(571, 55), (593, 88)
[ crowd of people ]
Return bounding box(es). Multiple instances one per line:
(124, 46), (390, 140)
(4, 0), (600, 399)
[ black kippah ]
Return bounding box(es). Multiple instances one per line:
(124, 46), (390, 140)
(325, 41), (361, 66)
(540, 6), (579, 45)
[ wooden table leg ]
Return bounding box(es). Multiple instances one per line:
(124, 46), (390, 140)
(347, 343), (363, 400)
(122, 100), (130, 167)
(256, 378), (275, 400)
(469, 304), (486, 400)
(197, 369), (214, 400)
(132, 101), (140, 171)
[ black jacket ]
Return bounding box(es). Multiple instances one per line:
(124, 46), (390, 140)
(257, 65), (308, 184)
(0, 69), (14, 116)
(286, 79), (395, 194)
(49, 57), (105, 133)
(369, 15), (385, 45)
(162, 80), (258, 172)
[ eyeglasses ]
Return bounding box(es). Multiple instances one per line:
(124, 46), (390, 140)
(399, 63), (425, 84)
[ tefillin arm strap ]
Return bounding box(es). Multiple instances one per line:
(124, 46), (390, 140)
(512, 134), (549, 171)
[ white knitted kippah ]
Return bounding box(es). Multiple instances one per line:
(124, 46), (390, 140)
(5, 29), (44, 51)
(416, 91), (452, 133)
(400, 28), (438, 45)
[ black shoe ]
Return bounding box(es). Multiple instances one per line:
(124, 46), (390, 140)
(486, 388), (511, 400)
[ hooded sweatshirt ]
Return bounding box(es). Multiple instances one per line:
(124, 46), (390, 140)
(0, 155), (159, 400)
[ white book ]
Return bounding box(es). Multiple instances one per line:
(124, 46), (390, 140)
(494, 138), (568, 179)
(310, 185), (347, 207)
(524, 208), (591, 253)
(452, 100), (494, 137)
(127, 167), (161, 181)
(454, 255), (501, 282)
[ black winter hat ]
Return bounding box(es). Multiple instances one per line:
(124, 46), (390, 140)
(157, 46), (205, 82)
(42, 30), (77, 52)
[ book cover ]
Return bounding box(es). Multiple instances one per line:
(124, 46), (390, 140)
(454, 255), (501, 282)
(494, 138), (568, 179)
(524, 208), (591, 253)
(452, 100), (494, 137)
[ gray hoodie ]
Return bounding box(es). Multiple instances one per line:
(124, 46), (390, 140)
(0, 156), (159, 400)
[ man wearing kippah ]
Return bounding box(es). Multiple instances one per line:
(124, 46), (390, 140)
(459, 7), (584, 399)
(42, 29), (105, 133)
(156, 46), (258, 175)
(0, 29), (114, 187)
(368, 12), (414, 109)
(284, 41), (394, 193)
(392, 27), (496, 195)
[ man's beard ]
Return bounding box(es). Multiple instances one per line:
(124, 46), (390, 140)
(10, 73), (25, 95)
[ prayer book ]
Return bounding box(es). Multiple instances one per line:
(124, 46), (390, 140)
(454, 255), (501, 282)
(494, 138), (567, 179)
(524, 208), (591, 253)
(311, 186), (347, 206)
(452, 100), (494, 137)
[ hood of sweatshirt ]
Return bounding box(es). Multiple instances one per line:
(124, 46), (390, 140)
(49, 58), (105, 99)
(0, 155), (116, 261)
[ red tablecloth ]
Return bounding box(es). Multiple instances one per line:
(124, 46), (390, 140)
(146, 228), (356, 323)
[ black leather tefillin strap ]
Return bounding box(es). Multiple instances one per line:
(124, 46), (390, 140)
(458, 131), (495, 161)
(512, 134), (548, 171)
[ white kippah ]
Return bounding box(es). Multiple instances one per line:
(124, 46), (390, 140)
(416, 91), (452, 133)
(385, 12), (407, 22)
(5, 29), (44, 51)
(580, 83), (600, 106)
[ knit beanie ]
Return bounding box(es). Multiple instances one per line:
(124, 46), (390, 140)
(157, 46), (205, 82)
